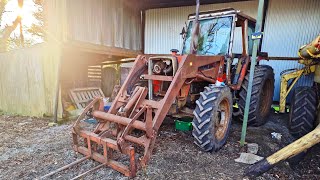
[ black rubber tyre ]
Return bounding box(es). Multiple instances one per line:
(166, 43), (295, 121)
(289, 86), (317, 139)
(287, 87), (317, 166)
(238, 65), (275, 126)
(192, 85), (233, 152)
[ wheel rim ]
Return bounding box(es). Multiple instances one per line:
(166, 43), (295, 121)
(259, 79), (273, 117)
(214, 98), (231, 141)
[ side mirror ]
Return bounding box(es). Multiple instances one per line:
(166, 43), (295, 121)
(180, 27), (186, 35)
(180, 22), (188, 40)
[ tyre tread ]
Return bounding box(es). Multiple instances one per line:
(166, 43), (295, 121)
(238, 65), (275, 126)
(289, 86), (317, 138)
(192, 86), (232, 152)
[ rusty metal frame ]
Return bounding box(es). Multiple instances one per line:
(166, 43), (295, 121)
(67, 54), (224, 177)
(229, 18), (251, 90)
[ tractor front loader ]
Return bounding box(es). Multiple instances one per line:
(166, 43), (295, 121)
(72, 54), (226, 177)
(42, 4), (275, 179)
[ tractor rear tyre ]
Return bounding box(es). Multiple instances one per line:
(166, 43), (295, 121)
(238, 65), (275, 126)
(192, 85), (233, 152)
(289, 86), (317, 139)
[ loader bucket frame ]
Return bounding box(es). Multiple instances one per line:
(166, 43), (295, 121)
(72, 54), (225, 177)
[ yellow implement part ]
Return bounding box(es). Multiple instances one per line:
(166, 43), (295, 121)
(279, 65), (316, 113)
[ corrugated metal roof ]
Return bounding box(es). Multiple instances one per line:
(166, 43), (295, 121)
(66, 0), (141, 51)
(126, 0), (253, 10)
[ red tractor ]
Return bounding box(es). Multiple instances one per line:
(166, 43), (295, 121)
(71, 7), (275, 177)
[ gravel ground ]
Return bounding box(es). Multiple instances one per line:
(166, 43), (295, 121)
(0, 112), (319, 180)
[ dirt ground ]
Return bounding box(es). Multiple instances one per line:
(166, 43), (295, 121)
(0, 112), (320, 180)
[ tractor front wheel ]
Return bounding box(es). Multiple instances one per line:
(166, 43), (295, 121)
(192, 85), (233, 152)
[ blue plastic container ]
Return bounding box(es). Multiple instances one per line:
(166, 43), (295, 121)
(104, 105), (110, 111)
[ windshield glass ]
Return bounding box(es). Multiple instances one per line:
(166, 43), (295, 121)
(182, 16), (233, 55)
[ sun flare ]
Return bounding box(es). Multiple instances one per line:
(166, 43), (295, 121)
(11, 0), (36, 27)
(1, 0), (36, 29)
(15, 6), (24, 17)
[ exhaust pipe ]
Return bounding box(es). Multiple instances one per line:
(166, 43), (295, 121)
(190, 0), (200, 54)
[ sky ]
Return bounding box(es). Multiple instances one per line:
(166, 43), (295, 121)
(1, 0), (42, 44)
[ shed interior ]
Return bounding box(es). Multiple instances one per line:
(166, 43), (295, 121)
(50, 0), (266, 120)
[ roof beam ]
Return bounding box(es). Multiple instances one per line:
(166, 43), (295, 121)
(131, 0), (252, 10)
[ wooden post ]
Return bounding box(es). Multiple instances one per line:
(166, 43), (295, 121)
(53, 55), (62, 123)
(245, 123), (320, 177)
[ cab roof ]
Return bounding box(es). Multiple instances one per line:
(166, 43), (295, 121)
(188, 8), (256, 26)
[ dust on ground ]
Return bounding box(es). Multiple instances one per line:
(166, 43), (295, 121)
(0, 112), (319, 180)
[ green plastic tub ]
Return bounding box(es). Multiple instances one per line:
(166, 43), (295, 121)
(175, 117), (193, 131)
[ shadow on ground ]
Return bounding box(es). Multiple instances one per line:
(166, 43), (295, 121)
(0, 111), (319, 179)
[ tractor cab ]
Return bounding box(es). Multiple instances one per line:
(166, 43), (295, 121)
(181, 8), (256, 57)
(177, 8), (257, 89)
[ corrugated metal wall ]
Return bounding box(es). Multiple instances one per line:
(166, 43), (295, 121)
(44, 0), (68, 42)
(145, 1), (258, 54)
(260, 0), (320, 101)
(145, 0), (320, 101)
(66, 0), (141, 50)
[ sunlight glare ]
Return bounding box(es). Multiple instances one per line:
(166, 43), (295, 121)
(16, 7), (24, 18)
(2, 0), (37, 28)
